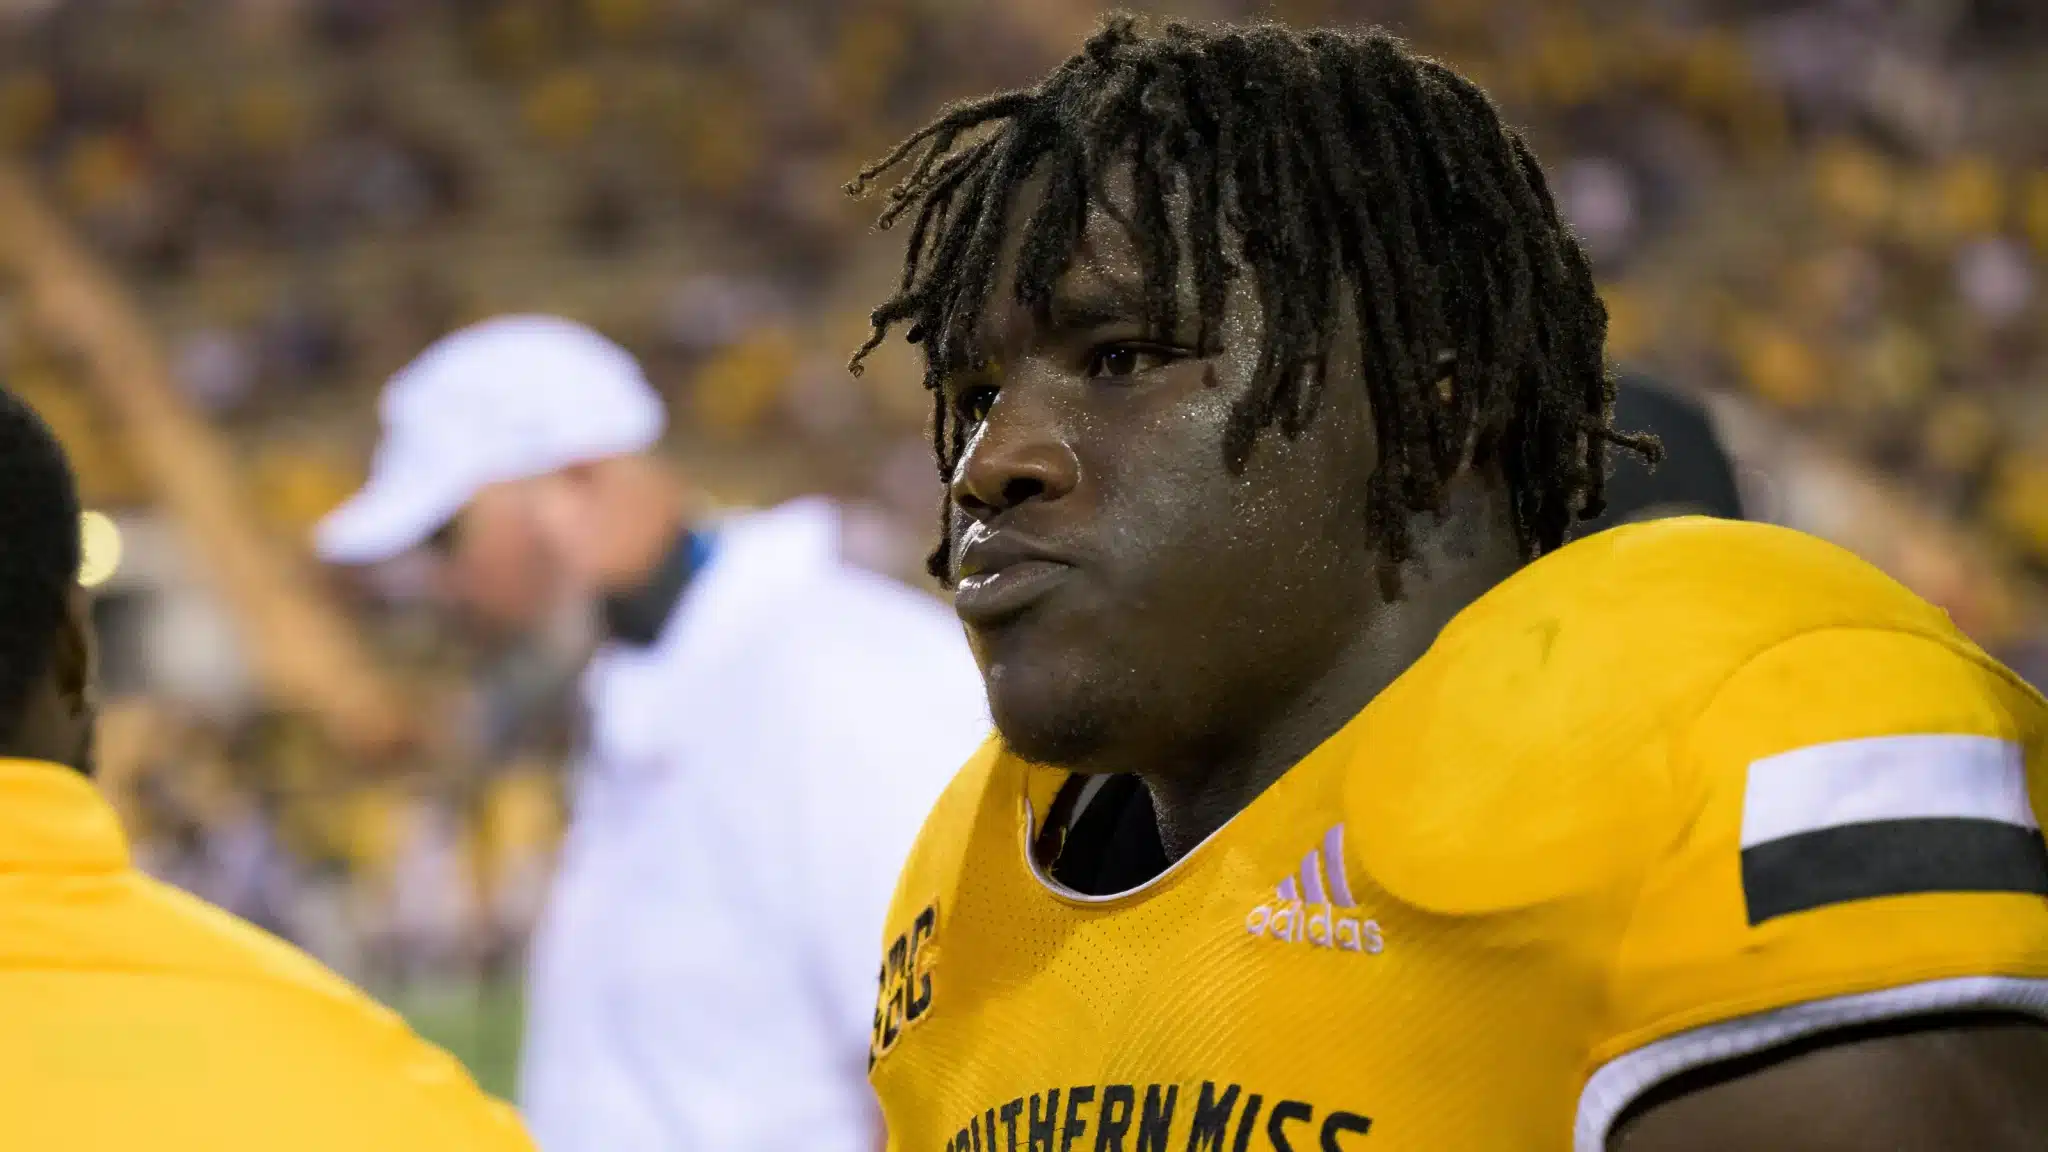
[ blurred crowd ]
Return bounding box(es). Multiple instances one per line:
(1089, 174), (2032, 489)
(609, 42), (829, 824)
(98, 700), (561, 990)
(4, 0), (2048, 991)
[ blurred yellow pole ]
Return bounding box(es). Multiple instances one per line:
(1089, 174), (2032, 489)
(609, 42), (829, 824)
(0, 164), (411, 756)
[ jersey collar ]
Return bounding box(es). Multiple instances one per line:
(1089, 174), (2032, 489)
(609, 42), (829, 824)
(0, 758), (130, 873)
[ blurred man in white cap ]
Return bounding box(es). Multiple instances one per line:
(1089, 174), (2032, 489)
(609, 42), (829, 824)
(316, 315), (989, 1152)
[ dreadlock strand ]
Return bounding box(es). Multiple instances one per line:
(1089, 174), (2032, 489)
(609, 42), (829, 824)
(1016, 54), (1145, 320)
(1169, 51), (1231, 358)
(849, 139), (998, 377)
(1131, 88), (1184, 344)
(1332, 48), (1449, 505)
(934, 116), (1047, 373)
(846, 91), (1037, 198)
(1305, 37), (1422, 426)
(875, 132), (972, 230)
(879, 126), (959, 214)
(1013, 131), (1091, 321)
(1391, 72), (1485, 477)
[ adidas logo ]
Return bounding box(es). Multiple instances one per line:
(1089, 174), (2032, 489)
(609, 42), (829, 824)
(1244, 823), (1384, 954)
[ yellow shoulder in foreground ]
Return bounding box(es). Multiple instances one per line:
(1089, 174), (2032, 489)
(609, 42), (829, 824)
(0, 761), (535, 1152)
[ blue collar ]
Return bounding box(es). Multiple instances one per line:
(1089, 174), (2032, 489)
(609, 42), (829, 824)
(600, 530), (715, 648)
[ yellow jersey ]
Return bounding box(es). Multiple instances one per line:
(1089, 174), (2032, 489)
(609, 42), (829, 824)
(868, 518), (2048, 1152)
(0, 758), (535, 1152)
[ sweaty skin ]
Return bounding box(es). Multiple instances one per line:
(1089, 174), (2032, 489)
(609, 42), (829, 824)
(1613, 1017), (2048, 1151)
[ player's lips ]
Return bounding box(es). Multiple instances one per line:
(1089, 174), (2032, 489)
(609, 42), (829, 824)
(953, 529), (1072, 626)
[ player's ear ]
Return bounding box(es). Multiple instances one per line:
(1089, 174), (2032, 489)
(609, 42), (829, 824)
(53, 585), (97, 716)
(47, 584), (99, 774)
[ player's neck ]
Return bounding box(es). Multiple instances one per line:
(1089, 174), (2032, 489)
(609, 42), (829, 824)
(1144, 483), (1526, 862)
(0, 719), (91, 778)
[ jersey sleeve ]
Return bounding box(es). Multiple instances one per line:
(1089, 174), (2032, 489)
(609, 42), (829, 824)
(1578, 626), (2048, 1150)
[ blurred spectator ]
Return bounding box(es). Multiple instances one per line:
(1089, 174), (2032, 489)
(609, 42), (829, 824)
(1556, 156), (1641, 267)
(385, 799), (483, 986)
(1955, 238), (2035, 326)
(314, 316), (990, 1150)
(174, 327), (257, 415)
(257, 284), (353, 392)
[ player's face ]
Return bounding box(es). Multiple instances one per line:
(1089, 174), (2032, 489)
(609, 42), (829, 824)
(430, 481), (564, 636)
(944, 168), (1386, 773)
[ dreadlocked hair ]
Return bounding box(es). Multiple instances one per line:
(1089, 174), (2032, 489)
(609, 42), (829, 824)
(848, 15), (1659, 583)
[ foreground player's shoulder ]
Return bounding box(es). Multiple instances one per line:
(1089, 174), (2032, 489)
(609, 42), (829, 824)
(109, 878), (534, 1148)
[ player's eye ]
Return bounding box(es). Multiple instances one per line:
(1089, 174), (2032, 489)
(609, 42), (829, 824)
(1085, 343), (1178, 380)
(425, 517), (462, 556)
(954, 383), (1000, 426)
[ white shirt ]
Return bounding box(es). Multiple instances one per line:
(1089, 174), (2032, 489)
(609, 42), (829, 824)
(517, 499), (989, 1152)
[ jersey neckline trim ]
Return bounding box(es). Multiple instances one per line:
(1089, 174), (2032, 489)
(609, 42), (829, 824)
(1019, 769), (1242, 906)
(1012, 704), (1375, 907)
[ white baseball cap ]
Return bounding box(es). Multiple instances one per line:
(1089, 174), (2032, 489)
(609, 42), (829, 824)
(315, 315), (666, 565)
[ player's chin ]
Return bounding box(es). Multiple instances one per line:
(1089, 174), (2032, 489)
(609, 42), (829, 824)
(982, 661), (1119, 771)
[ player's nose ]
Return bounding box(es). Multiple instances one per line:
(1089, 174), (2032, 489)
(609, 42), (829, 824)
(950, 380), (1079, 519)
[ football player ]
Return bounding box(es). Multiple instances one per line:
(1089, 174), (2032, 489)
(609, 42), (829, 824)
(0, 386), (534, 1151)
(847, 16), (2048, 1152)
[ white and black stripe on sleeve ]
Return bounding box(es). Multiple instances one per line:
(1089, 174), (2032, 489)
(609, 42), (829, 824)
(1739, 734), (2048, 926)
